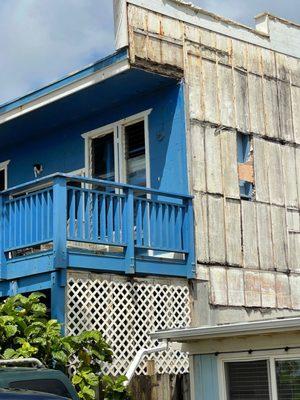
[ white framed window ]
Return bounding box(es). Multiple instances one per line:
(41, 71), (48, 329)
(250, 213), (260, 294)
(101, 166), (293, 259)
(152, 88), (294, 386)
(219, 351), (300, 400)
(82, 109), (152, 187)
(0, 160), (10, 191)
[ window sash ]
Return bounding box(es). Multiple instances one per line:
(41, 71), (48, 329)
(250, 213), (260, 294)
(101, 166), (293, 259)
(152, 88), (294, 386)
(221, 354), (300, 400)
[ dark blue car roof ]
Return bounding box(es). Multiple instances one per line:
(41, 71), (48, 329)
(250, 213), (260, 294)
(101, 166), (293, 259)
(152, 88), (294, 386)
(0, 388), (68, 399)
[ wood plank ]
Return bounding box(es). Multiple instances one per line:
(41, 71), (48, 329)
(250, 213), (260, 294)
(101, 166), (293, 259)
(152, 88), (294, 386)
(282, 145), (298, 208)
(263, 77), (280, 139)
(187, 54), (203, 121)
(277, 80), (294, 142)
(253, 138), (270, 203)
(208, 195), (226, 263)
(224, 199), (242, 266)
(202, 59), (219, 124)
(218, 64), (235, 127)
(291, 86), (300, 145)
(267, 141), (285, 206)
(190, 123), (206, 192)
(227, 268), (244, 306)
(205, 126), (223, 194)
(220, 130), (240, 198)
(256, 203), (274, 270)
(234, 69), (250, 132)
(248, 74), (265, 135)
(247, 43), (262, 75)
(238, 163), (254, 183)
(194, 193), (209, 263)
(296, 147), (300, 208)
(270, 205), (288, 271)
(209, 267), (227, 305)
(241, 200), (259, 269)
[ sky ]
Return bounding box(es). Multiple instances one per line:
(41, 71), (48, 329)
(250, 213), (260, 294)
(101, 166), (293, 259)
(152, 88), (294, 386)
(1, 0), (300, 105)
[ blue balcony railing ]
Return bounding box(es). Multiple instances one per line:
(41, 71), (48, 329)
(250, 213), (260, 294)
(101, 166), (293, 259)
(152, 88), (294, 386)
(0, 174), (195, 278)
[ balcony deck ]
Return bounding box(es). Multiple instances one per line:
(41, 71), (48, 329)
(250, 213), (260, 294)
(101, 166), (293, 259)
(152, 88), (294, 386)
(0, 174), (195, 293)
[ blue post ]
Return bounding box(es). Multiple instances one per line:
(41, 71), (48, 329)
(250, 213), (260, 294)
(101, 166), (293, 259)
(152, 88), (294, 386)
(0, 194), (7, 280)
(51, 271), (66, 333)
(125, 188), (135, 274)
(184, 198), (196, 279)
(53, 177), (68, 269)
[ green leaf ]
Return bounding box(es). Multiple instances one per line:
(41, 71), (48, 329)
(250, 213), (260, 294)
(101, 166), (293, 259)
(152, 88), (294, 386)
(4, 325), (18, 338)
(3, 348), (16, 359)
(72, 374), (83, 385)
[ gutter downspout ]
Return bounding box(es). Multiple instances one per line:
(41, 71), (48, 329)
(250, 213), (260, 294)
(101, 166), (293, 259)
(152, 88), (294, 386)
(125, 341), (168, 386)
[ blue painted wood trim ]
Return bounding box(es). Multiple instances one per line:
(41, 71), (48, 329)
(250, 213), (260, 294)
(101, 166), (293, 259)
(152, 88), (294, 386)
(0, 272), (52, 297)
(53, 177), (68, 269)
(0, 48), (129, 115)
(0, 194), (7, 279)
(125, 188), (135, 274)
(184, 198), (196, 279)
(193, 355), (220, 400)
(3, 173), (193, 201)
(51, 271), (66, 331)
(5, 252), (54, 280)
(68, 251), (125, 272)
(135, 259), (189, 277)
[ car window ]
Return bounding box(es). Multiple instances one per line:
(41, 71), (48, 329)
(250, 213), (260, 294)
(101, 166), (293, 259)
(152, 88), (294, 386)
(9, 379), (71, 398)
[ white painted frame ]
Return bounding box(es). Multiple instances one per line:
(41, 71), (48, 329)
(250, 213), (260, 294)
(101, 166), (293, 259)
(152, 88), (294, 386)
(82, 109), (152, 187)
(218, 349), (300, 400)
(0, 160), (10, 190)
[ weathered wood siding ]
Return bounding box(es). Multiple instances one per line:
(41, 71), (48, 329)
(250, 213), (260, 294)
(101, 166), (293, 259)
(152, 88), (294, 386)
(127, 3), (300, 314)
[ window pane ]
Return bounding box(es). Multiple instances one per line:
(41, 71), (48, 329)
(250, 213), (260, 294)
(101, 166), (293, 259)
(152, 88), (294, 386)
(226, 360), (270, 400)
(276, 359), (300, 400)
(125, 121), (146, 186)
(92, 132), (115, 181)
(0, 169), (5, 191)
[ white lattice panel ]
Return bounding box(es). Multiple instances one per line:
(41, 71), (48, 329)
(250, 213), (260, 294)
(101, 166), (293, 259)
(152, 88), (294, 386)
(66, 272), (191, 376)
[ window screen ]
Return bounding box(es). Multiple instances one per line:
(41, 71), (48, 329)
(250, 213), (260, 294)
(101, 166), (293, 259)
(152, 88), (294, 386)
(276, 359), (300, 400)
(225, 360), (270, 400)
(10, 379), (71, 398)
(0, 169), (5, 191)
(125, 121), (146, 186)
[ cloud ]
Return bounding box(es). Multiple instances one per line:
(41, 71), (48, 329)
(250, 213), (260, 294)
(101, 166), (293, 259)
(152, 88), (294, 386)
(1, 0), (300, 105)
(0, 0), (114, 104)
(194, 0), (300, 27)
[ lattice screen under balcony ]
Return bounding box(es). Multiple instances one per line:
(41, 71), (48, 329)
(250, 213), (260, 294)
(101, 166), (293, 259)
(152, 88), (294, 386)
(66, 272), (191, 376)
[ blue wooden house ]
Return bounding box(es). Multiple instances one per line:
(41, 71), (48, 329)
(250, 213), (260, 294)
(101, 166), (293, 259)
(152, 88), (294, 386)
(0, 46), (195, 376)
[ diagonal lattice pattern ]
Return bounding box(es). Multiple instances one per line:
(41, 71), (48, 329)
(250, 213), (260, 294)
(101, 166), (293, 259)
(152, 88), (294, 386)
(66, 272), (190, 376)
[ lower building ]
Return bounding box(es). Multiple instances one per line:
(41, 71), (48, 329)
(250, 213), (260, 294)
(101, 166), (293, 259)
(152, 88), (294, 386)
(153, 318), (300, 400)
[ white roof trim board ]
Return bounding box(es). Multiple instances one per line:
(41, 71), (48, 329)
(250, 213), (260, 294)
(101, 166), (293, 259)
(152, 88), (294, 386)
(151, 317), (300, 342)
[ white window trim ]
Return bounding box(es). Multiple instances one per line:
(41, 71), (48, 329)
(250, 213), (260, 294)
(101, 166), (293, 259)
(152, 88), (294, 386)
(0, 160), (10, 190)
(218, 349), (300, 400)
(82, 109), (152, 187)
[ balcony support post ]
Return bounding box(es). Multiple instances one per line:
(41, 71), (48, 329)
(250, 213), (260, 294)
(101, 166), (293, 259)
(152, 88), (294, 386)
(0, 194), (7, 280)
(53, 177), (68, 270)
(125, 188), (135, 274)
(184, 198), (196, 279)
(51, 270), (67, 333)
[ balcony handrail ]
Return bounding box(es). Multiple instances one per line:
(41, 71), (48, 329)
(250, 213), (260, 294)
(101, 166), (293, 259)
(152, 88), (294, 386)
(0, 173), (196, 278)
(1, 173), (193, 201)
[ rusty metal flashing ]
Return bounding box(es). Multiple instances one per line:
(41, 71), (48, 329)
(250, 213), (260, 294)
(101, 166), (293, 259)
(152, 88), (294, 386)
(132, 58), (184, 79)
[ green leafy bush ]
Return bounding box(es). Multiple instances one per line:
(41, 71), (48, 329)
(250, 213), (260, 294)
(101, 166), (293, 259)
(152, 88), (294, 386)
(0, 293), (131, 400)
